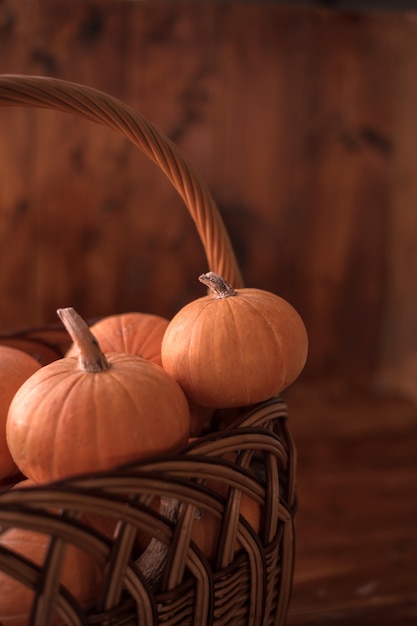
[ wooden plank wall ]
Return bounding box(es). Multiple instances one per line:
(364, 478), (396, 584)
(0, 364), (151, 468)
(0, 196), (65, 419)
(0, 0), (416, 398)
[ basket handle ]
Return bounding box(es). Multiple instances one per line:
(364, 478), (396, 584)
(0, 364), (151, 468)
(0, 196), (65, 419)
(0, 74), (243, 288)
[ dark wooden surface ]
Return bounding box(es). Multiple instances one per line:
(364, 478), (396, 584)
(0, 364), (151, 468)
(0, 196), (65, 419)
(285, 385), (417, 625)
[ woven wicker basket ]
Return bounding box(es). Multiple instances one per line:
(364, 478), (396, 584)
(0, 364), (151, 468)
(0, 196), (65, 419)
(0, 75), (297, 626)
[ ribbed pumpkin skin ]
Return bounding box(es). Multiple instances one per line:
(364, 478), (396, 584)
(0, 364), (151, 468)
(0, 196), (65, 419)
(6, 353), (190, 483)
(66, 312), (169, 366)
(0, 527), (103, 626)
(0, 346), (41, 479)
(161, 288), (308, 408)
(65, 312), (211, 437)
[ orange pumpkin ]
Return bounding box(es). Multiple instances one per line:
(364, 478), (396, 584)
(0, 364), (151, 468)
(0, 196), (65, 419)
(161, 272), (308, 408)
(0, 346), (41, 480)
(6, 307), (190, 483)
(183, 443), (262, 562)
(66, 311), (169, 366)
(66, 312), (211, 437)
(0, 527), (102, 625)
(191, 482), (262, 563)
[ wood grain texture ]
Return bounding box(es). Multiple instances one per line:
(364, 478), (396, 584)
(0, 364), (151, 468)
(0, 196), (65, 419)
(285, 385), (417, 625)
(0, 2), (416, 399)
(375, 14), (417, 403)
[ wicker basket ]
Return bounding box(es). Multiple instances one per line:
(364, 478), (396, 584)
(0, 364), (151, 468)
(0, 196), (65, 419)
(0, 76), (297, 626)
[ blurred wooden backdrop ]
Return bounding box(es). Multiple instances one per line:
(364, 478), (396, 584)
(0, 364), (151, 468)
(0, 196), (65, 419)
(1, 0), (417, 399)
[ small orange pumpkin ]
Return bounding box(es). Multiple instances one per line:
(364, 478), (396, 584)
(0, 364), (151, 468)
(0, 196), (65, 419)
(0, 346), (41, 480)
(66, 312), (212, 437)
(191, 480), (261, 563)
(66, 311), (169, 366)
(6, 307), (190, 483)
(161, 272), (308, 408)
(0, 526), (103, 625)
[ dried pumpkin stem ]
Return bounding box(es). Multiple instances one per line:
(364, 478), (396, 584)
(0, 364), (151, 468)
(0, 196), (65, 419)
(136, 496), (179, 585)
(57, 307), (110, 373)
(198, 271), (237, 298)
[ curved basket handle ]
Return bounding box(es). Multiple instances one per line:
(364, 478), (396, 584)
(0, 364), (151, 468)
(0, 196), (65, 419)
(0, 74), (243, 288)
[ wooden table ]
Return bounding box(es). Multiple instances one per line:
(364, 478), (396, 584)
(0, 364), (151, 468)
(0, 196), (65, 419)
(285, 385), (417, 625)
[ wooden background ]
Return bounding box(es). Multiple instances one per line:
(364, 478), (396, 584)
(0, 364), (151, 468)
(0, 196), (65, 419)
(1, 3), (417, 624)
(2, 0), (417, 397)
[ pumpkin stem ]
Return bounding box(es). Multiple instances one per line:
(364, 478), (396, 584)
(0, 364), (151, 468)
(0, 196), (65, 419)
(57, 307), (110, 373)
(136, 497), (179, 585)
(198, 272), (237, 298)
